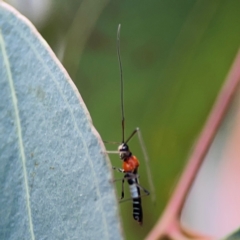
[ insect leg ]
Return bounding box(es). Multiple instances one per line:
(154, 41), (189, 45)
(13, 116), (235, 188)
(118, 174), (150, 203)
(136, 128), (156, 203)
(135, 182), (150, 196)
(113, 174), (140, 182)
(125, 128), (138, 144)
(112, 175), (126, 201)
(104, 150), (119, 154)
(121, 178), (125, 200)
(124, 128), (156, 202)
(112, 166), (124, 173)
(103, 140), (121, 145)
(103, 141), (121, 154)
(119, 183), (150, 203)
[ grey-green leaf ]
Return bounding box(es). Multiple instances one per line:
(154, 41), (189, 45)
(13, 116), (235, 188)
(223, 228), (240, 240)
(0, 2), (122, 240)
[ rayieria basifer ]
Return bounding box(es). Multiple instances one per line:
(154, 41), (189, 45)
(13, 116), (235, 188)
(105, 24), (155, 225)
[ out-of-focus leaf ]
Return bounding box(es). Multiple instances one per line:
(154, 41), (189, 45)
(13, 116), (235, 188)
(0, 2), (122, 240)
(223, 228), (240, 240)
(62, 0), (110, 78)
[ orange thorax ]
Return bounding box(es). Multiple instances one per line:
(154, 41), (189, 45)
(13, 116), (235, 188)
(122, 155), (140, 173)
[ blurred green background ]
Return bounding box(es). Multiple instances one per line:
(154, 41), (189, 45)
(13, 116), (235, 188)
(7, 0), (240, 239)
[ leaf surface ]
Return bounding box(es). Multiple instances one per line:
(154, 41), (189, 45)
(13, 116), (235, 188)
(0, 2), (122, 240)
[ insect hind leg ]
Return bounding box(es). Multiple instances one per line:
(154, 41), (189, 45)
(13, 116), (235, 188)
(116, 173), (150, 203)
(125, 128), (156, 203)
(119, 182), (150, 203)
(111, 174), (126, 201)
(137, 128), (156, 202)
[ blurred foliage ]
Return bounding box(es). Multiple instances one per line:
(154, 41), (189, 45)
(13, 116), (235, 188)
(224, 228), (240, 240)
(9, 0), (240, 239)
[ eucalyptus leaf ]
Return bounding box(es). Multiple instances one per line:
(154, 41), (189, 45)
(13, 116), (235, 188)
(0, 2), (122, 240)
(223, 228), (240, 240)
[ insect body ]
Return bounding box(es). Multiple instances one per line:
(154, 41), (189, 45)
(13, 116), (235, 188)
(118, 142), (143, 224)
(105, 24), (154, 225)
(126, 173), (142, 223)
(112, 134), (151, 225)
(112, 141), (147, 225)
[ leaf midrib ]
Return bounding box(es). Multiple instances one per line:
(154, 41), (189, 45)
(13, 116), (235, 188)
(0, 29), (35, 240)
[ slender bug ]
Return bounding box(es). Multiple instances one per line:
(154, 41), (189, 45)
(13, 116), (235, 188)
(105, 24), (155, 225)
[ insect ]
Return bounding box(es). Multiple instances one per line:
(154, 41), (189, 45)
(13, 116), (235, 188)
(105, 24), (155, 225)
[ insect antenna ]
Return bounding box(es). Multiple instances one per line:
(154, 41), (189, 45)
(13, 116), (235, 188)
(117, 24), (125, 143)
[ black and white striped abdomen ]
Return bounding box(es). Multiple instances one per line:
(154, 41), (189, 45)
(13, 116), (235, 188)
(126, 173), (143, 225)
